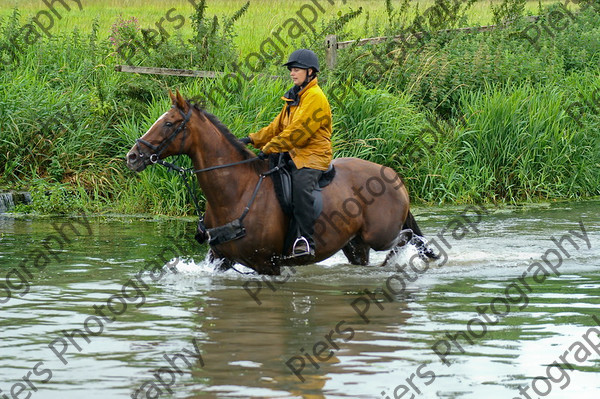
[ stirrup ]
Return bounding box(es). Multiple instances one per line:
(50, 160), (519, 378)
(292, 236), (314, 257)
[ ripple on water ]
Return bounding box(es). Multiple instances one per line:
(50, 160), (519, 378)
(1, 203), (599, 399)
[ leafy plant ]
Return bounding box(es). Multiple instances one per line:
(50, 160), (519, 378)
(188, 0), (249, 69)
(108, 15), (140, 50)
(491, 0), (527, 25)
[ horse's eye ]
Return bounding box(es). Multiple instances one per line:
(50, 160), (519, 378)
(165, 122), (173, 127)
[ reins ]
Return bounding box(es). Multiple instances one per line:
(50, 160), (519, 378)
(154, 156), (270, 221)
(157, 157), (260, 175)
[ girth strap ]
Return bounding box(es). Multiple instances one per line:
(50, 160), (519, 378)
(207, 166), (280, 246)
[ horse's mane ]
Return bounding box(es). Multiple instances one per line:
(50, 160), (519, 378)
(188, 101), (266, 174)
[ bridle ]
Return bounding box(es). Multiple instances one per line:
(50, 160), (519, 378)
(135, 106), (193, 165)
(132, 105), (277, 258)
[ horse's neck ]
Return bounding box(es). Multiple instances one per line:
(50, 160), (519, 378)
(188, 120), (256, 217)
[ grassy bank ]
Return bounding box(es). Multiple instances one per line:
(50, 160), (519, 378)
(0, 0), (563, 55)
(1, 0), (600, 215)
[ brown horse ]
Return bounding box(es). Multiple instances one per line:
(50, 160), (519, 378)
(126, 91), (436, 275)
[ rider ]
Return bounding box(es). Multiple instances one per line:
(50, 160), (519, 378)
(240, 49), (333, 258)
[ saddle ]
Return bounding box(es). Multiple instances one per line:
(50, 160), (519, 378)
(269, 153), (335, 254)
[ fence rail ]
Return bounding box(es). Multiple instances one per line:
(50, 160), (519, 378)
(114, 65), (225, 78)
(325, 16), (540, 68)
(116, 16), (542, 76)
(114, 65), (284, 80)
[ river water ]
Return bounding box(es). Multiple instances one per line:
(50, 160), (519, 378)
(0, 200), (599, 399)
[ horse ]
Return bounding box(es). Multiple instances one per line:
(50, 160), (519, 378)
(126, 90), (437, 275)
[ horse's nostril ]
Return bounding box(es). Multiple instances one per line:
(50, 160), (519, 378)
(128, 152), (137, 161)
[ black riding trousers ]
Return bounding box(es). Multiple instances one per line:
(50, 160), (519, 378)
(290, 165), (322, 247)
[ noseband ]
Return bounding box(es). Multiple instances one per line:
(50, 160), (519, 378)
(135, 107), (193, 164)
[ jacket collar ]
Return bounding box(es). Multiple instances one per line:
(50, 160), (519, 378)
(281, 78), (318, 104)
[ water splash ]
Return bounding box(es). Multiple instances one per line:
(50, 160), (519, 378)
(164, 253), (255, 277)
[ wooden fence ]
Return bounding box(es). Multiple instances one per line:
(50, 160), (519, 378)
(325, 16), (540, 69)
(114, 65), (225, 78)
(114, 65), (285, 80)
(116, 16), (541, 77)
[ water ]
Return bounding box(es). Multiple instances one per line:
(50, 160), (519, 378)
(0, 193), (14, 213)
(1, 200), (599, 399)
(0, 192), (31, 213)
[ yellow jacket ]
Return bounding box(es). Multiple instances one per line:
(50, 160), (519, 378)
(249, 78), (333, 171)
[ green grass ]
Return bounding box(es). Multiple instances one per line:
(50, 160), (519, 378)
(1, 0), (600, 215)
(454, 80), (600, 202)
(0, 0), (566, 56)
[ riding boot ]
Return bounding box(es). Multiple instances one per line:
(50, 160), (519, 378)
(291, 164), (322, 256)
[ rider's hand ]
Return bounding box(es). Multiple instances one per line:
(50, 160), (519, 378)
(257, 151), (268, 160)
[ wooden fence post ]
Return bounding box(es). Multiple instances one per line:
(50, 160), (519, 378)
(325, 34), (337, 70)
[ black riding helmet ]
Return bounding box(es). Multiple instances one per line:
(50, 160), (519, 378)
(283, 49), (320, 72)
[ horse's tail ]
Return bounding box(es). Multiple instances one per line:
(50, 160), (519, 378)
(403, 211), (439, 260)
(402, 211), (424, 236)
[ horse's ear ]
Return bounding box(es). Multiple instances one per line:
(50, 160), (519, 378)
(175, 89), (188, 111)
(168, 89), (176, 105)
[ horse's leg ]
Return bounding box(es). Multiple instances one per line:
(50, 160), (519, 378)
(403, 211), (439, 260)
(342, 236), (370, 266)
(255, 262), (281, 275)
(381, 249), (397, 267)
(208, 248), (235, 272)
(381, 229), (413, 267)
(204, 209), (236, 272)
(381, 211), (442, 266)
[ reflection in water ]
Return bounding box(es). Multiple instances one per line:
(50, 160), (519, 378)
(0, 200), (599, 398)
(192, 283), (410, 398)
